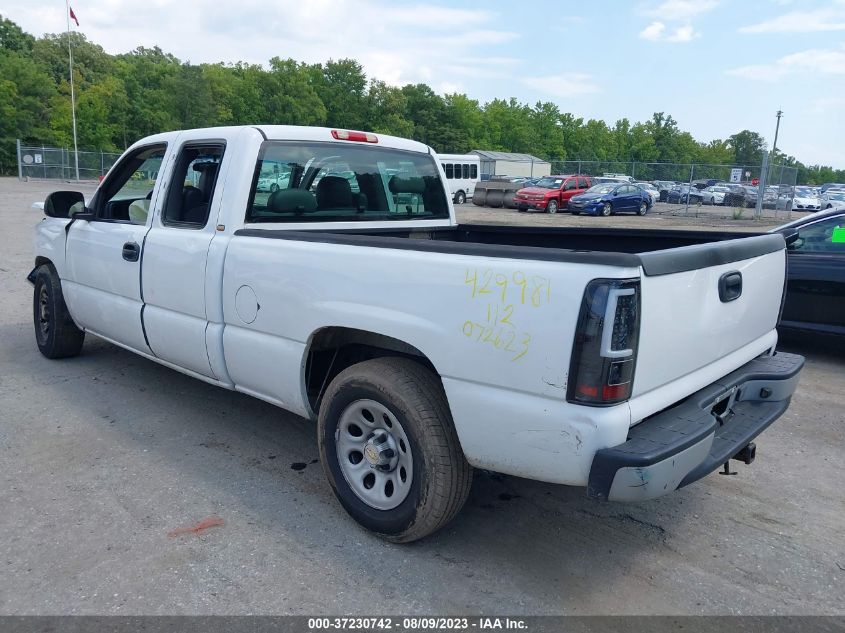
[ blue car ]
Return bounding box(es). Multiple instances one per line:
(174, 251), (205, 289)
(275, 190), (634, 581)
(568, 183), (652, 216)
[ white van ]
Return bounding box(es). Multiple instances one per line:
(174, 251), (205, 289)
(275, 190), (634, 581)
(438, 154), (480, 204)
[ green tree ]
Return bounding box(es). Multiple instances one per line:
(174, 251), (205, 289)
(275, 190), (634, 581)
(0, 14), (35, 53)
(727, 130), (767, 166)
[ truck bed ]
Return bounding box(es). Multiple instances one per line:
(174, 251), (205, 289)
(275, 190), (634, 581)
(235, 224), (785, 277)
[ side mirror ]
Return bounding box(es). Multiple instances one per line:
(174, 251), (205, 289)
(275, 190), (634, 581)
(44, 191), (85, 218)
(781, 229), (799, 248)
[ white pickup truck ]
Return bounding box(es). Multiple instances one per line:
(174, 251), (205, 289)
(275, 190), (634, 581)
(30, 125), (803, 542)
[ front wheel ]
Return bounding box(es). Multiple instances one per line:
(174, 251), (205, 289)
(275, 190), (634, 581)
(318, 357), (473, 543)
(546, 200), (558, 214)
(601, 202), (612, 216)
(637, 201), (648, 215)
(32, 265), (85, 359)
(454, 191), (466, 205)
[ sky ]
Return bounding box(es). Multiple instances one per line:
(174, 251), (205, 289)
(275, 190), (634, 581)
(4, 0), (845, 167)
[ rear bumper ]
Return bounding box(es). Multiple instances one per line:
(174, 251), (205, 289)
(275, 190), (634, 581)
(587, 351), (804, 502)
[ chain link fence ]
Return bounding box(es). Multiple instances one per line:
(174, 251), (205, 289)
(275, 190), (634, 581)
(16, 141), (122, 182)
(540, 159), (800, 220)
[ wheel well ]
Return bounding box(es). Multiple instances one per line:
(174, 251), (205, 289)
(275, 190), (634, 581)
(35, 256), (53, 270)
(304, 327), (438, 415)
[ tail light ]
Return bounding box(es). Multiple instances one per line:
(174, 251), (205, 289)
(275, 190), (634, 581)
(567, 279), (641, 406)
(331, 129), (378, 143)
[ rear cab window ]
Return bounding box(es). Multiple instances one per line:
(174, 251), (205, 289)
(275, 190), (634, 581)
(246, 142), (449, 223)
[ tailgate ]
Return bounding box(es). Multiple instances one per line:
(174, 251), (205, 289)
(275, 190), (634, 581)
(633, 234), (786, 396)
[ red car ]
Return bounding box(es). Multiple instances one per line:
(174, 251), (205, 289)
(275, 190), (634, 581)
(515, 175), (594, 213)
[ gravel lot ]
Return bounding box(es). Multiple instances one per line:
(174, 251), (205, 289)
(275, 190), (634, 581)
(1, 178), (843, 615)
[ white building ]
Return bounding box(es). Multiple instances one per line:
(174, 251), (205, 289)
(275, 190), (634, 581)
(470, 150), (551, 179)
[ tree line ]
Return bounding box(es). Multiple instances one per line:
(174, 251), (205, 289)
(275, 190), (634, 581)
(1, 14), (841, 184)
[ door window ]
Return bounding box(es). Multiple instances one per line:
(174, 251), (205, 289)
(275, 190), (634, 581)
(470, 164), (478, 179)
(462, 164), (469, 179)
(444, 164), (454, 179)
(563, 179), (577, 191)
(789, 216), (845, 253)
(577, 178), (589, 189)
(162, 144), (225, 228)
(97, 145), (167, 224)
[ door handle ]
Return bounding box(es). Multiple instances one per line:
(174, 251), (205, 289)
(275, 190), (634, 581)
(718, 271), (743, 302)
(122, 241), (140, 262)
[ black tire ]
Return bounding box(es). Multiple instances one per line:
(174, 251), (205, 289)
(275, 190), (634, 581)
(601, 202), (612, 216)
(318, 357), (473, 543)
(637, 201), (648, 216)
(32, 265), (84, 359)
(454, 191), (466, 205)
(546, 199), (558, 214)
(485, 190), (504, 208)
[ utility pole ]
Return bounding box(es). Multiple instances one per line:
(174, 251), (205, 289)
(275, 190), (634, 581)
(772, 109), (783, 160)
(65, 0), (80, 182)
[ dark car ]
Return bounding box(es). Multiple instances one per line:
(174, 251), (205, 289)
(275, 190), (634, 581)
(653, 180), (676, 202)
(666, 185), (704, 204)
(773, 209), (845, 336)
(568, 183), (652, 216)
(724, 185), (757, 208)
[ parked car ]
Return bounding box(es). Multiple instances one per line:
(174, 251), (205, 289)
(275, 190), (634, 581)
(791, 187), (822, 212)
(822, 190), (845, 209)
(773, 208), (845, 336)
(667, 185), (704, 205)
(820, 183), (845, 193)
(701, 185), (730, 205)
(568, 183), (652, 216)
(514, 174), (593, 213)
(724, 185), (757, 208)
(633, 182), (660, 204)
(654, 180), (677, 202)
(256, 172), (290, 193)
(762, 187), (779, 209)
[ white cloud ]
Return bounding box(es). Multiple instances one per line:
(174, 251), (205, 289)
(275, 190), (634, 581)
(739, 6), (845, 33)
(645, 0), (719, 21)
(666, 24), (697, 41)
(727, 45), (845, 80)
(0, 0), (519, 89)
(639, 21), (666, 40)
(521, 74), (600, 98)
(639, 21), (697, 42)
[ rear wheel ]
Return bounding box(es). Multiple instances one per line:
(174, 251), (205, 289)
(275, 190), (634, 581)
(32, 265), (84, 359)
(454, 191), (466, 205)
(601, 202), (612, 216)
(318, 357), (473, 543)
(547, 200), (558, 214)
(637, 201), (648, 216)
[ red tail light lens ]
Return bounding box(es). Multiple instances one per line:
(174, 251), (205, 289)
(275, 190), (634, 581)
(567, 279), (641, 406)
(331, 129), (378, 143)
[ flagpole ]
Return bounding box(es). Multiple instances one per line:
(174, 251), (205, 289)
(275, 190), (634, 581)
(65, 0), (80, 182)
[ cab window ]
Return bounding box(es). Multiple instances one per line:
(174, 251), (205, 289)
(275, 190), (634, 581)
(246, 141), (449, 223)
(97, 145), (166, 224)
(162, 144), (225, 228)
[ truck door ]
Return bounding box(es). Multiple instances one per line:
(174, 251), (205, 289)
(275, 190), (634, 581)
(63, 144), (167, 352)
(781, 214), (845, 332)
(140, 134), (232, 378)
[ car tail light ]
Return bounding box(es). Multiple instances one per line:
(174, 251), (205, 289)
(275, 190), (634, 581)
(567, 279), (641, 406)
(331, 129), (378, 143)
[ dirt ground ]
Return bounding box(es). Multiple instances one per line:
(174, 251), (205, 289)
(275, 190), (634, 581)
(1, 178), (843, 615)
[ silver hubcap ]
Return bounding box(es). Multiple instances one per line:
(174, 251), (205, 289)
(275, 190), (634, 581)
(38, 286), (50, 339)
(335, 399), (413, 510)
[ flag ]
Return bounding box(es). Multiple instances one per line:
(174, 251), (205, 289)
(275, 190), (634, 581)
(69, 6), (79, 27)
